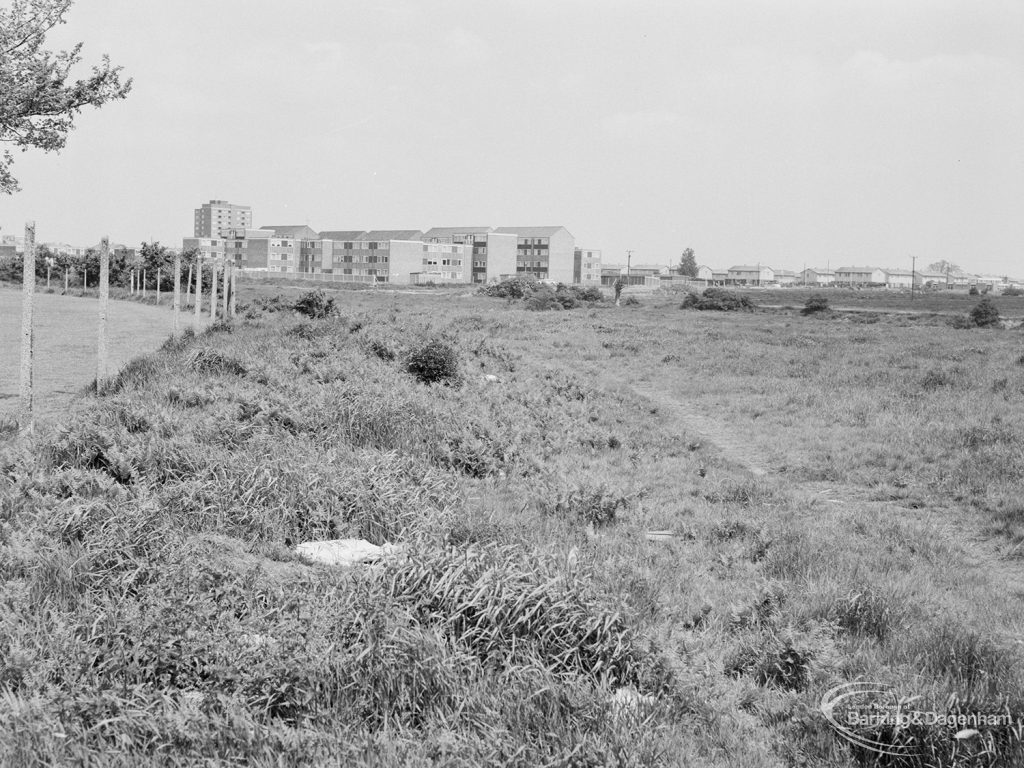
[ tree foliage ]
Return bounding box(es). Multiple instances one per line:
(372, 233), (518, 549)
(677, 247), (698, 277)
(927, 260), (961, 275)
(0, 0), (132, 193)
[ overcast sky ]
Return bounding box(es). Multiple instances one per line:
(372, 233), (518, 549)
(3, 0), (1022, 275)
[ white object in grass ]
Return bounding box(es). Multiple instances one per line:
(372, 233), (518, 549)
(296, 538), (401, 567)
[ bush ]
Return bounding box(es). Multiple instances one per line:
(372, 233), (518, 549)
(801, 294), (830, 315)
(480, 277), (538, 300)
(482, 279), (603, 309)
(948, 314), (974, 330)
(681, 288), (754, 311)
(292, 289), (336, 319)
(969, 285), (980, 296)
(524, 287), (563, 312)
(407, 339), (460, 385)
(1002, 287), (1023, 297)
(970, 298), (1001, 328)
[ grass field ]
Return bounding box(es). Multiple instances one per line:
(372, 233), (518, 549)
(0, 286), (207, 419)
(1, 282), (1022, 766)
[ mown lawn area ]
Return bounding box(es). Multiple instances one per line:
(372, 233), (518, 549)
(1, 284), (1022, 766)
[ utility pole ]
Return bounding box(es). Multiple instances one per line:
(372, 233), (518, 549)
(911, 255), (916, 301)
(626, 250), (633, 282)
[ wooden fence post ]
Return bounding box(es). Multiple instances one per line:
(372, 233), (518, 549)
(173, 254), (181, 331)
(64, 267), (68, 293)
(185, 263), (193, 309)
(46, 264), (51, 289)
(19, 221), (36, 434)
(211, 260), (219, 321)
(229, 262), (237, 317)
(156, 267), (161, 305)
(97, 237), (110, 389)
(142, 268), (147, 300)
(194, 256), (202, 321)
(221, 261), (229, 320)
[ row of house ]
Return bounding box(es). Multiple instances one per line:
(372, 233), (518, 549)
(183, 201), (604, 287)
(696, 264), (1017, 290)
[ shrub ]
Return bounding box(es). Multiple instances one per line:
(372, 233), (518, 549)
(948, 314), (974, 329)
(482, 279), (603, 309)
(1003, 287), (1023, 297)
(969, 285), (980, 296)
(480, 277), (538, 300)
(970, 297), (1001, 328)
(524, 287), (563, 312)
(407, 339), (460, 385)
(681, 288), (754, 311)
(251, 294), (288, 313)
(292, 289), (336, 319)
(801, 294), (830, 315)
(622, 295), (640, 306)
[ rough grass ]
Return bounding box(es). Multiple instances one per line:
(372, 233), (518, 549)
(2, 285), (1023, 765)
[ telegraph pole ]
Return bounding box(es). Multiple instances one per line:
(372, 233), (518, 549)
(911, 255), (916, 301)
(626, 250), (633, 281)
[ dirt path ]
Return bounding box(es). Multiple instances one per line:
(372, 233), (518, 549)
(0, 289), (206, 420)
(628, 379), (1024, 611)
(631, 382), (769, 476)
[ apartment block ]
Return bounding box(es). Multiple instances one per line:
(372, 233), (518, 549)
(194, 200), (252, 237)
(181, 203), (589, 287)
(398, 240), (472, 285)
(573, 248), (602, 286)
(494, 226), (575, 283)
(422, 227), (517, 283)
(182, 236), (228, 262)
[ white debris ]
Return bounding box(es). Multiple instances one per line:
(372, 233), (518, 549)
(295, 538), (403, 567)
(609, 687), (657, 719)
(645, 530), (675, 542)
(482, 374), (500, 383)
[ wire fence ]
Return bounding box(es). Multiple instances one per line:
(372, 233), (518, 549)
(5, 223), (237, 433)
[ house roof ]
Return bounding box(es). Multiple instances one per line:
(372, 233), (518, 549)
(359, 230), (424, 242)
(803, 268), (835, 274)
(422, 226), (493, 239)
(494, 226), (571, 238)
(835, 266), (880, 273)
(775, 270), (796, 277)
(319, 230), (368, 241)
(259, 225), (319, 239)
(728, 265), (773, 271)
(884, 269), (914, 276)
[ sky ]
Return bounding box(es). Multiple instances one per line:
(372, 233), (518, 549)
(2, 0), (1022, 275)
